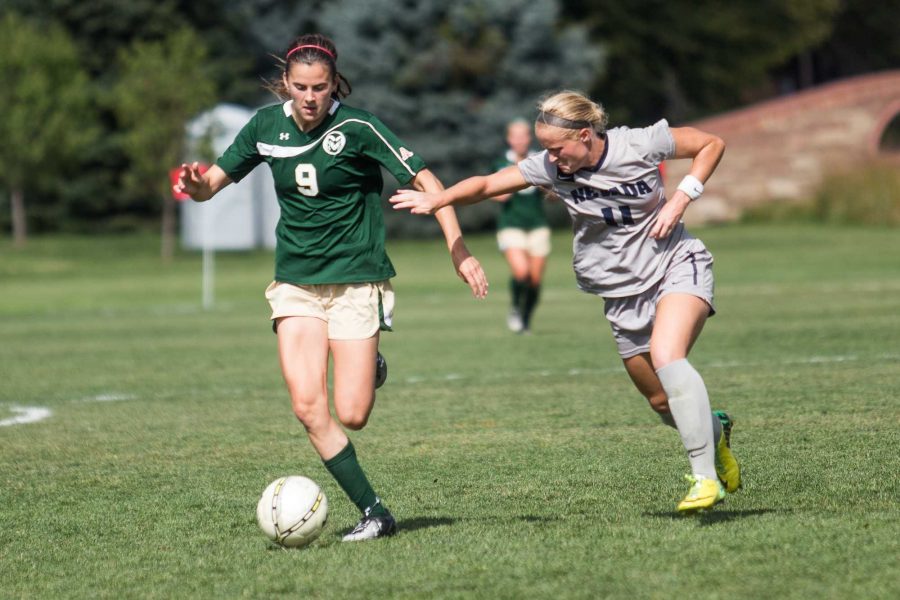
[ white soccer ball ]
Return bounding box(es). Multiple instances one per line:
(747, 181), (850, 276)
(256, 476), (328, 548)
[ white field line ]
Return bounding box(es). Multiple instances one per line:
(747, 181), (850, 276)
(401, 352), (899, 385)
(0, 392), (138, 428)
(76, 393), (137, 403)
(3, 354), (895, 426)
(0, 406), (53, 427)
(509, 279), (900, 301)
(717, 280), (900, 297)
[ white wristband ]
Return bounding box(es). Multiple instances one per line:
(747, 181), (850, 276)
(677, 175), (704, 201)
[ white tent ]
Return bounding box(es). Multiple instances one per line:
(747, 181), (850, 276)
(180, 103), (280, 250)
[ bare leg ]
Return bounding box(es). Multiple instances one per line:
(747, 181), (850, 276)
(504, 247), (530, 281)
(331, 333), (380, 431)
(650, 293), (708, 369)
(276, 316), (347, 460)
(527, 254), (547, 286)
(622, 352), (673, 425)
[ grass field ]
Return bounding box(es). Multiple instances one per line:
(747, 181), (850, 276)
(1, 224), (898, 599)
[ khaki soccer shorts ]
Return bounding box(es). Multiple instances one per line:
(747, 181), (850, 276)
(496, 226), (552, 257)
(602, 238), (715, 358)
(265, 280), (394, 340)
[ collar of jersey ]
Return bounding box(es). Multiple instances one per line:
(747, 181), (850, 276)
(585, 133), (610, 173)
(258, 101), (355, 158)
(282, 99), (341, 137)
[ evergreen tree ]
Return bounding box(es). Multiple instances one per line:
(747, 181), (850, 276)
(315, 0), (603, 234)
(562, 0), (840, 123)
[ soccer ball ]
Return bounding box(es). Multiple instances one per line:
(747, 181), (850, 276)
(256, 476), (328, 548)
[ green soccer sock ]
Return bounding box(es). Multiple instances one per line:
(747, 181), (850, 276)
(521, 283), (541, 329)
(510, 277), (526, 311)
(323, 440), (388, 517)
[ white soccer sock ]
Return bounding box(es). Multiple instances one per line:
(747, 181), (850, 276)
(655, 358), (717, 480)
(659, 411), (722, 445)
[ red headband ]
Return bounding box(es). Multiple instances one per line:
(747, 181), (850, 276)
(286, 44), (336, 61)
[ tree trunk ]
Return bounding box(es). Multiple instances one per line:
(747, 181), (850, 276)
(798, 51), (815, 90)
(161, 193), (175, 263)
(11, 186), (27, 249)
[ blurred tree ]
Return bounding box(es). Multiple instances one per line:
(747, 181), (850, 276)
(111, 28), (216, 261)
(0, 0), (257, 101)
(0, 1), (256, 234)
(0, 12), (97, 247)
(316, 0), (603, 235)
(776, 0), (900, 91)
(562, 0), (840, 123)
(2, 0), (894, 236)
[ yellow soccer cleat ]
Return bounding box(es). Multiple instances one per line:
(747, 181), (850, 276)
(713, 411), (742, 493)
(677, 475), (726, 513)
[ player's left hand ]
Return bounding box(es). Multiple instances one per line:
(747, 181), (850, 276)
(649, 192), (691, 239)
(450, 239), (489, 299)
(389, 190), (442, 215)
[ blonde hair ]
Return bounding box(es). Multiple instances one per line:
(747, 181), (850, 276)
(536, 90), (608, 139)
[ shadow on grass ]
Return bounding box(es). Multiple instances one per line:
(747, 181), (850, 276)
(317, 514), (569, 542)
(456, 514), (563, 524)
(398, 516), (457, 532)
(643, 508), (781, 524)
(314, 516), (457, 542)
(403, 514), (555, 530)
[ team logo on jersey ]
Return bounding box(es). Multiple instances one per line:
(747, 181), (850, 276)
(279, 132), (290, 141)
(399, 147), (415, 161)
(323, 132), (346, 155)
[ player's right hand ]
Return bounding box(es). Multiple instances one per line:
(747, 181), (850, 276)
(172, 162), (203, 198)
(389, 190), (443, 215)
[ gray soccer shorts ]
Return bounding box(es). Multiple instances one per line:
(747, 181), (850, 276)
(602, 238), (715, 358)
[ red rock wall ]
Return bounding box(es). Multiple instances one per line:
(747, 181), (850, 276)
(663, 71), (900, 223)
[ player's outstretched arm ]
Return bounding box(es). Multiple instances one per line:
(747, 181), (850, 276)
(408, 168), (489, 299)
(172, 163), (233, 202)
(390, 166), (529, 215)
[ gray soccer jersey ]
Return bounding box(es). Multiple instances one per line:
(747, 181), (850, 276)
(518, 119), (692, 298)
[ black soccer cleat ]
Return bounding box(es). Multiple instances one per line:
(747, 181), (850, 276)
(375, 352), (388, 389)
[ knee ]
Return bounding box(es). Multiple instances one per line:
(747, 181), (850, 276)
(647, 391), (670, 415)
(289, 391), (328, 430)
(649, 346), (684, 370)
(333, 390), (374, 431)
(335, 406), (370, 431)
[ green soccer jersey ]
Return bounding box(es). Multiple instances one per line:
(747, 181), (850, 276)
(493, 150), (547, 231)
(216, 100), (426, 285)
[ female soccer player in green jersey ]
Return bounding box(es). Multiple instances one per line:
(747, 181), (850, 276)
(174, 34), (488, 541)
(490, 119), (551, 334)
(391, 90), (741, 514)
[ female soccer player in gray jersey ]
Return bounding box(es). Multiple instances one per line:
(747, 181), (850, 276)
(391, 90), (741, 513)
(174, 34), (488, 541)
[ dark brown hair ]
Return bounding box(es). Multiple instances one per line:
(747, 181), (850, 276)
(264, 34), (352, 100)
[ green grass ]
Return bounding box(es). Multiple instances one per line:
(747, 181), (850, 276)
(1, 224), (899, 599)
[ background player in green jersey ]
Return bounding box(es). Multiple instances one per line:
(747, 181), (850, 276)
(490, 119), (551, 334)
(174, 34), (488, 542)
(391, 90), (741, 514)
